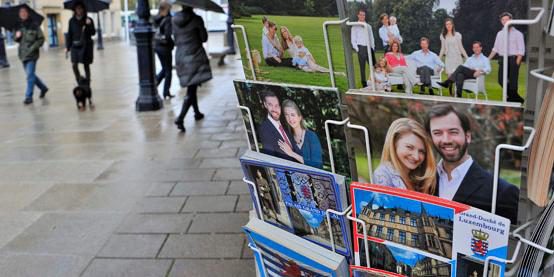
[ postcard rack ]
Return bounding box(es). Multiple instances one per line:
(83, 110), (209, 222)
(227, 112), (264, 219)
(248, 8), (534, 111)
(499, 7), (545, 102)
(231, 24), (257, 80)
(321, 19), (377, 91)
(323, 18), (348, 88)
(484, 220), (554, 277)
(325, 127), (536, 268)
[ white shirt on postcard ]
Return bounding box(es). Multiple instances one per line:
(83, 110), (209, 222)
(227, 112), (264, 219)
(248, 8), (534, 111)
(437, 156), (473, 200)
(351, 24), (375, 52)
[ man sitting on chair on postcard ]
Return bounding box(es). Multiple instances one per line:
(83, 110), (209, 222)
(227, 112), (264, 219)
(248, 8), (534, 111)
(259, 91), (301, 162)
(437, 41), (491, 97)
(425, 104), (519, 223)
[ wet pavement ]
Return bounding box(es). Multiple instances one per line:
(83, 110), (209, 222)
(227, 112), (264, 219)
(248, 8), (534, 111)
(0, 41), (255, 276)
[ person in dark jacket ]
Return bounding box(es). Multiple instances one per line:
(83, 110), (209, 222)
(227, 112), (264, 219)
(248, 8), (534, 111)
(66, 2), (96, 83)
(153, 1), (175, 99)
(14, 6), (48, 105)
(172, 5), (212, 132)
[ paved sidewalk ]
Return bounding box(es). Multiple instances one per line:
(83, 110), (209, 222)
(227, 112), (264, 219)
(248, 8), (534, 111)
(0, 42), (255, 276)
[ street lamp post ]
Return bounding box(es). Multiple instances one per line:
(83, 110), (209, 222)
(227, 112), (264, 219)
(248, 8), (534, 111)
(0, 31), (9, 68)
(134, 0), (163, 111)
(96, 13), (104, 50)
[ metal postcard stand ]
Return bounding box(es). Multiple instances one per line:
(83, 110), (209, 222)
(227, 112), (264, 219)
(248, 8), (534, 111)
(491, 126), (536, 214)
(242, 178), (264, 220)
(501, 7), (545, 102)
(324, 118), (373, 182)
(231, 24), (257, 80)
(248, 242), (269, 276)
(240, 4), (554, 276)
(237, 105), (260, 152)
(323, 18), (349, 88)
(321, 125), (538, 270)
(483, 220), (554, 276)
(345, 21), (376, 92)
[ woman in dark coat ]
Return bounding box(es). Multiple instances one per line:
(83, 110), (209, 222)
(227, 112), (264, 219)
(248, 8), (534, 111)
(66, 2), (96, 83)
(172, 5), (212, 132)
(153, 1), (175, 99)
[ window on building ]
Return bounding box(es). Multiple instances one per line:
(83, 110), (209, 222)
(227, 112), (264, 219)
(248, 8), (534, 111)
(376, 226), (383, 237)
(412, 234), (419, 246)
(389, 215), (395, 223)
(399, 231), (406, 244)
(400, 216), (406, 224)
(411, 218), (417, 226)
(387, 229), (394, 240)
(380, 213), (385, 220)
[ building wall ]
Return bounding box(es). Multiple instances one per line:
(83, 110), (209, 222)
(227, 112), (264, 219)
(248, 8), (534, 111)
(3, 0), (122, 48)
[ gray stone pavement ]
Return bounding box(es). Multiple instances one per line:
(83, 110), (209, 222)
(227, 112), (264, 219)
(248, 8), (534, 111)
(0, 41), (255, 276)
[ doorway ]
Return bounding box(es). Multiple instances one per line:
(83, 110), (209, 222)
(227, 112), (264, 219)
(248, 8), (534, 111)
(47, 14), (59, 47)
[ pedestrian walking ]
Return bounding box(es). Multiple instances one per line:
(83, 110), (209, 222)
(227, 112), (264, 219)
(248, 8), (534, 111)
(153, 1), (175, 100)
(66, 1), (95, 83)
(172, 5), (212, 132)
(14, 6), (48, 104)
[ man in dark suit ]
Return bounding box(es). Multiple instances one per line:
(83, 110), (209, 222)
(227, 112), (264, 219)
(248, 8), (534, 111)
(424, 104), (519, 223)
(259, 91), (301, 162)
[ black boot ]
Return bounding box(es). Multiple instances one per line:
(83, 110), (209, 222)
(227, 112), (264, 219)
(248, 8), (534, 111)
(175, 96), (192, 132)
(427, 87), (435, 95)
(437, 79), (452, 88)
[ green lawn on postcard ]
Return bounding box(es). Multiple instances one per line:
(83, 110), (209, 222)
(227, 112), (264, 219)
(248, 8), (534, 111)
(235, 15), (528, 101)
(235, 15), (349, 91)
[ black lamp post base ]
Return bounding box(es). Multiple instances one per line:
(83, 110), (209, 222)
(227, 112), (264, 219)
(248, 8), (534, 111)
(136, 92), (163, 111)
(134, 25), (163, 112)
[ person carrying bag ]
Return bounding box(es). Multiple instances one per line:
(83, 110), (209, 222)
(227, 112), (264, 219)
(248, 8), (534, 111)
(66, 1), (96, 83)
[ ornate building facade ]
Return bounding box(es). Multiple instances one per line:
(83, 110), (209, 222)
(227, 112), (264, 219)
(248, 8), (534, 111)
(358, 198), (454, 259)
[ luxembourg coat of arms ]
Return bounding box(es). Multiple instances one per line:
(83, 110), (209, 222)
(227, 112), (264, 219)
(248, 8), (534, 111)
(471, 229), (490, 256)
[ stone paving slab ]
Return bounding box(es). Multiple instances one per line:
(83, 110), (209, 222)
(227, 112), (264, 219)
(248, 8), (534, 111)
(97, 234), (167, 258)
(2, 213), (124, 256)
(0, 253), (91, 277)
(158, 234), (245, 258)
(134, 197), (187, 214)
(181, 195), (237, 213)
(116, 214), (193, 234)
(188, 213), (249, 234)
(170, 181), (228, 196)
(81, 259), (173, 277)
(168, 259), (256, 277)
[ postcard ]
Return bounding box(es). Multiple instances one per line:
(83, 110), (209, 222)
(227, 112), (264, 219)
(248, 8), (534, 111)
(350, 183), (510, 276)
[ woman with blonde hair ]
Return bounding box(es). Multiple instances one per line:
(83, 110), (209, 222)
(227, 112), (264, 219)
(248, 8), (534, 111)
(279, 26), (296, 57)
(373, 118), (436, 194)
(278, 99), (323, 169)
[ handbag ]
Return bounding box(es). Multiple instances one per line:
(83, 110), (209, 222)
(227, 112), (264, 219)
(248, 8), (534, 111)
(154, 17), (169, 45)
(72, 24), (86, 48)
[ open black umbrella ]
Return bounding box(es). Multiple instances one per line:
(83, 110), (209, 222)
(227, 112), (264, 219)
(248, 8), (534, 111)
(63, 0), (111, 13)
(170, 0), (225, 14)
(0, 4), (44, 31)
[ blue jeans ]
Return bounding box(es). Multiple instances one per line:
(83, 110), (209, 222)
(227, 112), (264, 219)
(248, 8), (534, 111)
(23, 59), (47, 99)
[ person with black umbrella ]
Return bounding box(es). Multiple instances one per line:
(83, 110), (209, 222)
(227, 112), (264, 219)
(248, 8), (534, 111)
(153, 1), (175, 100)
(66, 1), (96, 83)
(14, 5), (48, 105)
(172, 4), (212, 132)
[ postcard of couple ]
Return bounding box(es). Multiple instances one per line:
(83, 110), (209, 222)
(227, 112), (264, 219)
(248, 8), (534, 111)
(345, 92), (525, 224)
(350, 183), (510, 277)
(234, 79), (352, 178)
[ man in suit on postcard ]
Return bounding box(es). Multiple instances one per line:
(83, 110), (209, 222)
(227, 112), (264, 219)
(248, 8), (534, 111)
(424, 104), (519, 223)
(259, 91), (301, 162)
